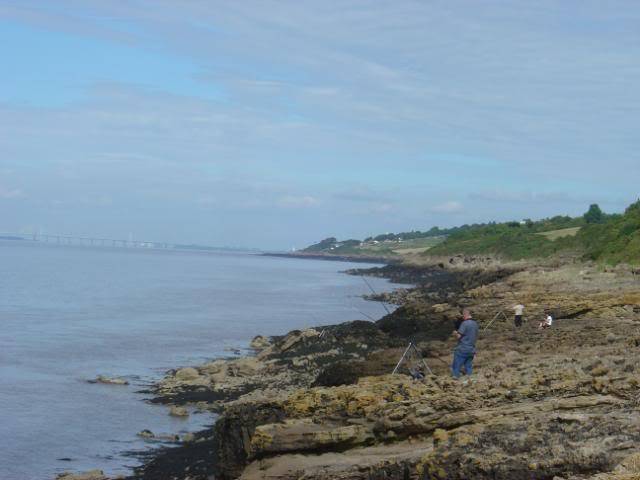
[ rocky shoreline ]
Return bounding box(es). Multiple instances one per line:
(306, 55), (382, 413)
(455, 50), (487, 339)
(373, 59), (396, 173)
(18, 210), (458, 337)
(262, 251), (399, 264)
(61, 256), (640, 480)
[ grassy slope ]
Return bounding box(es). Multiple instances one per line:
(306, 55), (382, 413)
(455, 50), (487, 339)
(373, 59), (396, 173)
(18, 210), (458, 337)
(427, 200), (640, 265)
(577, 200), (640, 264)
(302, 200), (640, 265)
(536, 227), (581, 240)
(426, 219), (580, 260)
(303, 236), (444, 257)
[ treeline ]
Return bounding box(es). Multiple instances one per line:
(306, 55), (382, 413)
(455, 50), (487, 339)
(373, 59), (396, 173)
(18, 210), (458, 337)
(577, 200), (640, 264)
(359, 211), (591, 244)
(428, 201), (640, 264)
(364, 227), (448, 242)
(303, 200), (640, 264)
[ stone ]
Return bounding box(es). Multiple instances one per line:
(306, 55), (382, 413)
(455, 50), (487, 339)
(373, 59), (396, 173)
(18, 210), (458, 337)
(250, 335), (272, 350)
(432, 303), (450, 313)
(55, 470), (108, 480)
(90, 375), (129, 385)
(615, 452), (640, 473)
(432, 428), (449, 445)
(174, 367), (200, 381)
(137, 430), (179, 441)
(229, 357), (261, 377)
(250, 419), (375, 456)
(169, 405), (189, 417)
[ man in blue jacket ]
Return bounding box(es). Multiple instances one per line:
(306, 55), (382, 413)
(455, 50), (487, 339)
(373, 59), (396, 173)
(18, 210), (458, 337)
(452, 308), (479, 379)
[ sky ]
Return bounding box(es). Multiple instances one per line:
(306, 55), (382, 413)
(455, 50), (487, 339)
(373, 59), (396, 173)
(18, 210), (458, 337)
(0, 1), (638, 249)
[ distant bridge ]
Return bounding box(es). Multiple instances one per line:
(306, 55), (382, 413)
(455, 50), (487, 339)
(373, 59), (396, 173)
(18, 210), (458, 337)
(0, 232), (176, 249)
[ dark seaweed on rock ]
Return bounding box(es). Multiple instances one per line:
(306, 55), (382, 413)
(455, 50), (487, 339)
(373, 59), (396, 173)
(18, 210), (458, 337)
(127, 426), (217, 480)
(147, 382), (257, 407)
(264, 320), (402, 367)
(345, 263), (453, 285)
(211, 401), (287, 480)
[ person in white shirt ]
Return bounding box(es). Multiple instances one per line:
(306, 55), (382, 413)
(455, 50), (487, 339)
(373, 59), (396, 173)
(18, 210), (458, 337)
(513, 304), (525, 328)
(538, 312), (553, 329)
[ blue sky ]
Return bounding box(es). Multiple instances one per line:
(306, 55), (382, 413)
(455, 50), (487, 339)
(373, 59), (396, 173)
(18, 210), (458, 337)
(0, 1), (638, 249)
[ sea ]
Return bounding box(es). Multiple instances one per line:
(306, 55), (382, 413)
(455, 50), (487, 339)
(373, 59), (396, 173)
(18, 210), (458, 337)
(0, 240), (402, 480)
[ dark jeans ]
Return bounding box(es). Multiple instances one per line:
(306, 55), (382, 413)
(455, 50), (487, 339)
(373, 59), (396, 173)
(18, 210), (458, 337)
(514, 315), (523, 327)
(452, 350), (475, 378)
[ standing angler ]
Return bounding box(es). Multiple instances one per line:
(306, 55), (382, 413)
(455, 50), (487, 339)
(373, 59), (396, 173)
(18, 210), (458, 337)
(513, 303), (525, 328)
(452, 308), (479, 379)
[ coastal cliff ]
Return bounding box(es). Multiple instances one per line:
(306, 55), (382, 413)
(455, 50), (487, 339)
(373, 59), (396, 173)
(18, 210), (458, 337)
(115, 257), (640, 480)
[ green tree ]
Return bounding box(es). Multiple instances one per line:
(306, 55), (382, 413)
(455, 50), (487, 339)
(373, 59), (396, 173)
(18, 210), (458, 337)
(583, 204), (604, 224)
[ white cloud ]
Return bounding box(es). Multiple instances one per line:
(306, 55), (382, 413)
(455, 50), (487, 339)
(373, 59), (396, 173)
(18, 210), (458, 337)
(468, 190), (581, 204)
(196, 195), (218, 206)
(369, 203), (394, 214)
(429, 201), (463, 214)
(0, 186), (24, 199)
(276, 195), (320, 208)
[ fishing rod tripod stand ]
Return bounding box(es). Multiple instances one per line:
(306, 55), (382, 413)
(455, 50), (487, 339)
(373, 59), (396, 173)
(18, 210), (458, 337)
(392, 341), (433, 376)
(483, 310), (510, 332)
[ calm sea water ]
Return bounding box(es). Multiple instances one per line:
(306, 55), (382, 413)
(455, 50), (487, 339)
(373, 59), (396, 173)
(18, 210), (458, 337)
(0, 241), (400, 480)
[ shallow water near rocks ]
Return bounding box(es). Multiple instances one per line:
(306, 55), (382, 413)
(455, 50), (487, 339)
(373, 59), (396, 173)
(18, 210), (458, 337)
(0, 241), (401, 479)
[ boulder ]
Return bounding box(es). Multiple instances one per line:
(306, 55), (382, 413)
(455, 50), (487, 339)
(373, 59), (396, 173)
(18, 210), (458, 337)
(250, 419), (375, 456)
(169, 405), (189, 417)
(432, 303), (450, 313)
(55, 470), (108, 480)
(229, 357), (261, 377)
(89, 375), (129, 386)
(174, 367), (200, 381)
(278, 329), (320, 352)
(136, 429), (179, 442)
(250, 335), (272, 350)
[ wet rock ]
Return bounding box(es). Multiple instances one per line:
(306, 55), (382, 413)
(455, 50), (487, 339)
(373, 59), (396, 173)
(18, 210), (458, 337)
(229, 357), (261, 377)
(88, 375), (129, 385)
(249, 335), (271, 351)
(250, 419), (375, 456)
(174, 367), (200, 381)
(55, 470), (109, 480)
(137, 430), (180, 442)
(212, 401), (287, 480)
(169, 405), (189, 417)
(278, 328), (320, 352)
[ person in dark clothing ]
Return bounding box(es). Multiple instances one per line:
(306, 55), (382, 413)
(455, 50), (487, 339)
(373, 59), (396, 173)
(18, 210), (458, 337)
(451, 308), (479, 379)
(453, 317), (463, 331)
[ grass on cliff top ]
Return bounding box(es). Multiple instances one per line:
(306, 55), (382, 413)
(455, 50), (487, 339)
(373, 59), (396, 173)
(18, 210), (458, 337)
(577, 200), (640, 264)
(303, 236), (444, 257)
(303, 200), (640, 265)
(426, 218), (580, 260)
(426, 200), (640, 265)
(536, 227), (581, 240)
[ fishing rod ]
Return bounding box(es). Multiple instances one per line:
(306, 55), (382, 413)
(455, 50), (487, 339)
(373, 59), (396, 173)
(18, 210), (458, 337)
(360, 275), (392, 315)
(351, 305), (376, 321)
